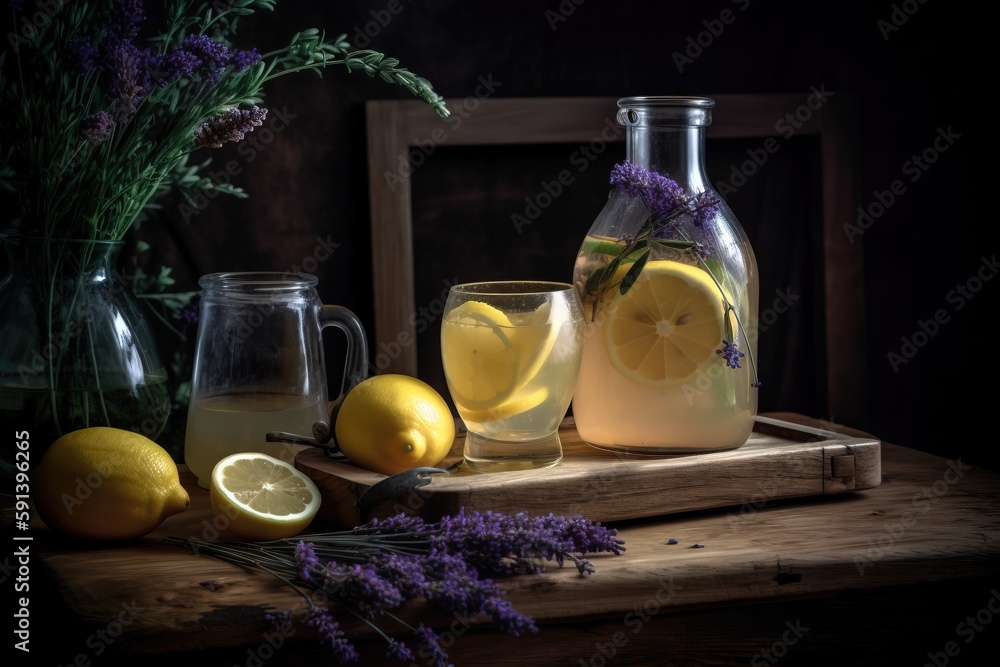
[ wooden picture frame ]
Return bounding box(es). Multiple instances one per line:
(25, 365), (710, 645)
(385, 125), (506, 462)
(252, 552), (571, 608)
(365, 94), (866, 424)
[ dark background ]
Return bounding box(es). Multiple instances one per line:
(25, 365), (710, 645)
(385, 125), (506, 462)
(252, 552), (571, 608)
(31, 1), (987, 470)
(1, 3), (994, 665)
(131, 0), (987, 469)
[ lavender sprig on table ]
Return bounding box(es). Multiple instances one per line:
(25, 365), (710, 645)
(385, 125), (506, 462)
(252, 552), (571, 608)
(168, 509), (624, 665)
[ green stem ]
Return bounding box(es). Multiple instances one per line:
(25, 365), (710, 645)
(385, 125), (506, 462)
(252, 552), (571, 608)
(686, 243), (761, 388)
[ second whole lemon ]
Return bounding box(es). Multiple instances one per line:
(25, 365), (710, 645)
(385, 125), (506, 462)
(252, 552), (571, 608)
(33, 427), (190, 541)
(334, 374), (455, 475)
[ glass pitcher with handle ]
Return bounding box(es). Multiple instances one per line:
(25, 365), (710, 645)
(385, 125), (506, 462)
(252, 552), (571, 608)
(184, 272), (368, 488)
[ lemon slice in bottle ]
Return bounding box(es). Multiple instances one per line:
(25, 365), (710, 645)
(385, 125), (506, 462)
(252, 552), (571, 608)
(210, 452), (321, 541)
(603, 260), (727, 387)
(441, 301), (519, 410)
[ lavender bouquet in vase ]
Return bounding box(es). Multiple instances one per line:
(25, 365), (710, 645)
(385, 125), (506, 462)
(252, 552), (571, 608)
(0, 0), (448, 461)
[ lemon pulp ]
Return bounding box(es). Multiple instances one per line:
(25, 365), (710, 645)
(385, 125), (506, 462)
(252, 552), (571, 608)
(210, 452), (320, 541)
(603, 260), (727, 387)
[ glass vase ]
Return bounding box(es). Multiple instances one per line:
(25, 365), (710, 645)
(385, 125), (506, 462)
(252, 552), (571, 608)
(0, 233), (171, 462)
(571, 96), (759, 453)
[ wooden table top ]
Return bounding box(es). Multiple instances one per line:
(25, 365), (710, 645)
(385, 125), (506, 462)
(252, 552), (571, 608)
(10, 413), (1000, 666)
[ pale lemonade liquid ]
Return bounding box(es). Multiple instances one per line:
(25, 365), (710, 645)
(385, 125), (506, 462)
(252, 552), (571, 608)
(184, 393), (325, 488)
(441, 295), (583, 470)
(571, 236), (755, 452)
(452, 322), (579, 438)
(572, 327), (754, 450)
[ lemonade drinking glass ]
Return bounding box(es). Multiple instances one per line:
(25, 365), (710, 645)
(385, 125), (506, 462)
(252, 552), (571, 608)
(440, 281), (584, 472)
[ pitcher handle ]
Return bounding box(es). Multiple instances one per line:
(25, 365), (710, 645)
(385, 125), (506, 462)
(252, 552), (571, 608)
(319, 305), (369, 425)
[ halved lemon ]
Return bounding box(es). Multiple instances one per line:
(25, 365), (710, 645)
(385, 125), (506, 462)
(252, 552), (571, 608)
(210, 452), (321, 541)
(603, 260), (727, 387)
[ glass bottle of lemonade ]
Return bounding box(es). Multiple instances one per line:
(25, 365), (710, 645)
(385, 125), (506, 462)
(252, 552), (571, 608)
(571, 97), (759, 453)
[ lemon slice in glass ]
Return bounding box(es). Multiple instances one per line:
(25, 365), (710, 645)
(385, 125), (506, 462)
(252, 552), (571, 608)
(603, 260), (726, 387)
(441, 301), (519, 410)
(458, 385), (550, 426)
(210, 452), (321, 541)
(505, 301), (559, 392)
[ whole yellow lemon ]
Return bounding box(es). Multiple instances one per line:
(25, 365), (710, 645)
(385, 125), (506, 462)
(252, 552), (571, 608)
(334, 374), (456, 475)
(33, 427), (190, 541)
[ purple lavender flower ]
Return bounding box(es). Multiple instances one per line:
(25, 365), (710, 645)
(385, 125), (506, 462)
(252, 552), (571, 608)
(264, 609), (293, 633)
(337, 562), (404, 614)
(360, 514), (426, 534)
(306, 612), (359, 663)
(181, 34), (230, 81)
(180, 34), (261, 81)
(240, 511), (624, 663)
(717, 339), (745, 369)
(8, 0), (24, 10)
(482, 595), (538, 637)
(65, 36), (100, 74)
(690, 191), (720, 226)
(610, 159), (721, 232)
(609, 159), (651, 198)
(368, 552), (427, 598)
(109, 0), (146, 41)
(103, 40), (149, 120)
(611, 159), (687, 222)
(430, 509), (625, 575)
(413, 625), (451, 667)
(193, 105), (268, 149)
(385, 640), (414, 662)
(229, 47), (262, 72)
(180, 303), (199, 324)
(147, 49), (202, 87)
(80, 111), (115, 144)
(295, 541), (321, 582)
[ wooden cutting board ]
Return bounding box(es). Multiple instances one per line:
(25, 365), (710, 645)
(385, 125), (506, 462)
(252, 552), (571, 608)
(295, 415), (881, 527)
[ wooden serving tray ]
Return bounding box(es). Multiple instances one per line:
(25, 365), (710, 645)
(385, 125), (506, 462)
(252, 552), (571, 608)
(295, 415), (881, 527)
